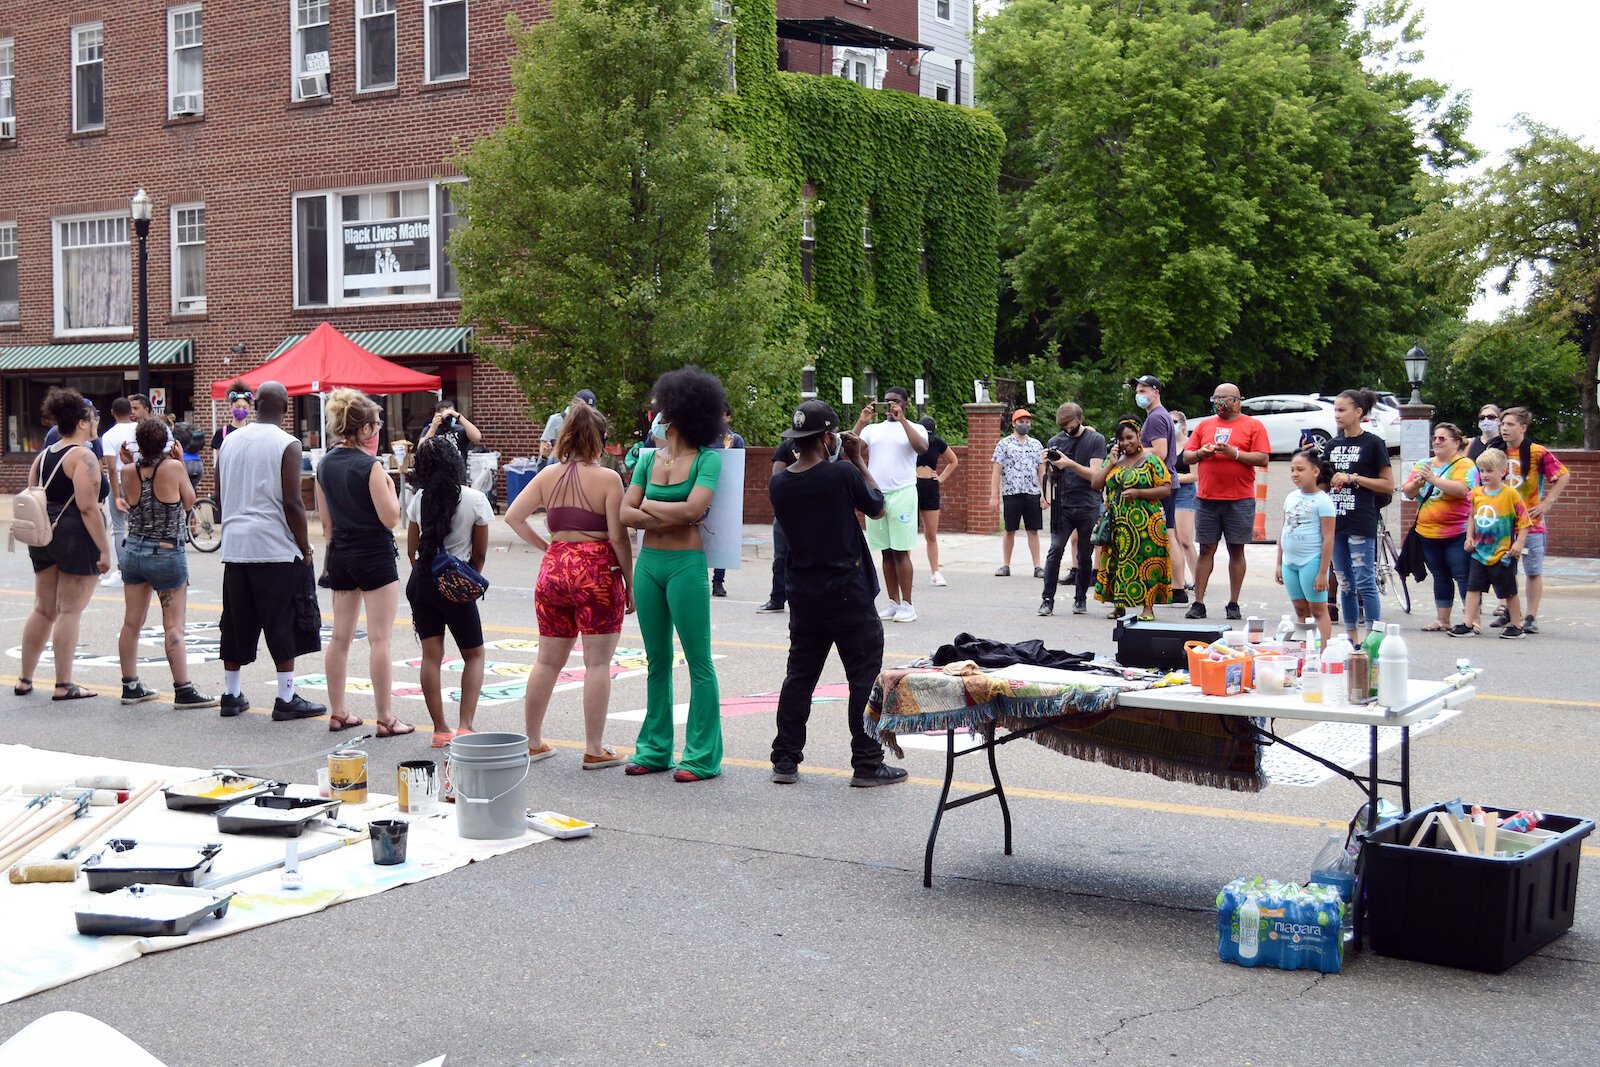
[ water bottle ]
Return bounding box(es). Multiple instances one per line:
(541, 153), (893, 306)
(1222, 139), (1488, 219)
(1300, 622), (1323, 704)
(1275, 613), (1296, 648)
(1362, 624), (1386, 700)
(1321, 633), (1352, 708)
(1309, 824), (1357, 944)
(1377, 623), (1410, 711)
(1238, 895), (1261, 961)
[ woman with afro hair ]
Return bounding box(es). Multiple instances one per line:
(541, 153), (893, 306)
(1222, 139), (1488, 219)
(620, 366), (727, 781)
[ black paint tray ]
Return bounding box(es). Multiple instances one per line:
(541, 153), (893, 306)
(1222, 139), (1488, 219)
(82, 839), (224, 893)
(75, 884), (235, 937)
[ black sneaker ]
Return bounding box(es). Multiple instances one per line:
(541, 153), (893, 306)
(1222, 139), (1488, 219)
(994, 566), (1010, 577)
(1446, 624), (1476, 638)
(1037, 600), (1054, 617)
(1185, 602), (1207, 620)
(1170, 588), (1189, 605)
(1061, 567), (1078, 586)
(1032, 566), (1045, 579)
(1490, 606), (1510, 628)
(1499, 625), (1526, 640)
(121, 680), (160, 705)
(755, 599), (785, 613)
(1073, 599), (1087, 615)
(272, 693), (327, 721)
(173, 684), (220, 710)
(711, 580), (727, 598)
(850, 764), (909, 788)
(771, 760), (799, 784)
(219, 692), (250, 718)
(1522, 616), (1539, 635)
(1225, 602), (1243, 621)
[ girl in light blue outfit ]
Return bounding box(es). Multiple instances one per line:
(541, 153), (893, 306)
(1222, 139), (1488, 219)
(1276, 448), (1336, 645)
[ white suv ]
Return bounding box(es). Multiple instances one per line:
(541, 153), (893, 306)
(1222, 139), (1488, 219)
(1236, 394), (1400, 456)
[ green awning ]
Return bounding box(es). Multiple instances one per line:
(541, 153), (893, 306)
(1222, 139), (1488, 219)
(0, 339), (194, 372)
(268, 326), (472, 360)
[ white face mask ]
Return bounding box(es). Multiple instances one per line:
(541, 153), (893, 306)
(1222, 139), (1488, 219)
(1479, 418), (1499, 435)
(828, 433), (843, 461)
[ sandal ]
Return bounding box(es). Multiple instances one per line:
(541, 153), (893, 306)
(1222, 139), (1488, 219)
(52, 683), (97, 702)
(329, 713), (365, 733)
(430, 730), (454, 748)
(528, 744), (557, 763)
(13, 677), (33, 696)
(1420, 621), (1447, 632)
(582, 746), (626, 770)
(1106, 609), (1126, 620)
(1136, 613), (1157, 623)
(374, 717), (416, 738)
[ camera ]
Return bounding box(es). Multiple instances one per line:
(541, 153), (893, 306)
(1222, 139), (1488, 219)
(1046, 447), (1063, 461)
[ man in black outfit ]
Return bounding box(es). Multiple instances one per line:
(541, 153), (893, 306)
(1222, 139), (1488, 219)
(1039, 402), (1107, 616)
(756, 439), (797, 613)
(768, 401), (907, 787)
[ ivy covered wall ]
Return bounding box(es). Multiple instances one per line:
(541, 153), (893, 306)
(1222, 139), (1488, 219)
(726, 0), (1003, 435)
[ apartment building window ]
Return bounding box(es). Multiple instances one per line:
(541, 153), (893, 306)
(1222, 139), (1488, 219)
(0, 223), (17, 324)
(172, 205), (206, 313)
(54, 215), (130, 335)
(296, 182), (462, 307)
(0, 38), (15, 141)
(936, 0), (952, 21)
(293, 0), (331, 99)
(426, 0), (468, 82)
(357, 0), (398, 92)
(72, 24), (105, 132)
(168, 6), (204, 116)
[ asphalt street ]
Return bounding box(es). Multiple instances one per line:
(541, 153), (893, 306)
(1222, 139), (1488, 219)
(1, 497), (1598, 1065)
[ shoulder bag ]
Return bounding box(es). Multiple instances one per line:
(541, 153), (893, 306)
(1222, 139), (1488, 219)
(431, 548), (490, 604)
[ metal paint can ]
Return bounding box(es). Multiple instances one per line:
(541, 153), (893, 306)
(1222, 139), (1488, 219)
(397, 759), (438, 814)
(327, 748), (368, 804)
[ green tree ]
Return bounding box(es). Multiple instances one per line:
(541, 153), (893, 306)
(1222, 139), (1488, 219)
(1396, 121), (1600, 446)
(980, 0), (1471, 414)
(451, 0), (804, 440)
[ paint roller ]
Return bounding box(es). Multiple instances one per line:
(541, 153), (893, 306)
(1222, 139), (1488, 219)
(4, 780), (163, 883)
(9, 775), (132, 792)
(15, 786), (123, 806)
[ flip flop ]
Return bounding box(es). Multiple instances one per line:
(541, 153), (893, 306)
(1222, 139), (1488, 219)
(329, 713), (365, 733)
(374, 718), (416, 738)
(431, 730), (454, 749)
(1420, 621), (1447, 632)
(51, 683), (97, 702)
(1137, 613), (1157, 622)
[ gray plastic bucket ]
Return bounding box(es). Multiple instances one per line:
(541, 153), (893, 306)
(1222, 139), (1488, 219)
(448, 731), (530, 840)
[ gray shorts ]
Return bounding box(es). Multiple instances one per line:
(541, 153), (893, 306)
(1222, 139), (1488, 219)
(1522, 531), (1546, 577)
(1195, 498), (1255, 546)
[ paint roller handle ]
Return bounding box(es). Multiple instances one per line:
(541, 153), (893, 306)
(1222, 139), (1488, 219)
(54, 780), (162, 860)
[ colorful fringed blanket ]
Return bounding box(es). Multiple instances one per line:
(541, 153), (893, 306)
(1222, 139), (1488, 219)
(867, 668), (1265, 792)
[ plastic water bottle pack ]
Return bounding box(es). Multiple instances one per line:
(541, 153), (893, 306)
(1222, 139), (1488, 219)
(1216, 878), (1344, 974)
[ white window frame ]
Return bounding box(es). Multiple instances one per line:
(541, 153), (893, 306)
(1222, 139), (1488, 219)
(0, 38), (15, 141)
(356, 0), (399, 93)
(934, 82), (952, 104)
(291, 0), (331, 100)
(71, 23), (105, 133)
(424, 0), (469, 84)
(167, 5), (204, 117)
(52, 212), (131, 338)
(170, 203), (206, 314)
(0, 222), (18, 325)
(836, 47), (883, 90)
(435, 180), (465, 299)
(294, 181), (459, 310)
(935, 0), (952, 22)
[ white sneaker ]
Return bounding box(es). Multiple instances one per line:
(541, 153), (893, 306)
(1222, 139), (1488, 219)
(100, 572), (123, 587)
(878, 601), (900, 620)
(930, 572), (948, 587)
(893, 602), (918, 623)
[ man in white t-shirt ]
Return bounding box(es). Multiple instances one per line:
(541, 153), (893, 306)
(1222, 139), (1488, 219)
(98, 397), (140, 586)
(852, 385), (927, 623)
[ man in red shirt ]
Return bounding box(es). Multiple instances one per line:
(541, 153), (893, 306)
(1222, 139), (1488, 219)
(1180, 382), (1270, 621)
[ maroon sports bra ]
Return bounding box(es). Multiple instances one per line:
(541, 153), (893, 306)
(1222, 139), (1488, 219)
(546, 462), (608, 533)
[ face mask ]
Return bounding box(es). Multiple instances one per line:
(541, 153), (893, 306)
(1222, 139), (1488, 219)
(1214, 399), (1233, 416)
(827, 433), (843, 462)
(648, 415), (667, 445)
(1014, 421), (1031, 434)
(1479, 418), (1498, 435)
(1135, 393), (1152, 410)
(232, 407), (250, 421)
(361, 428), (381, 456)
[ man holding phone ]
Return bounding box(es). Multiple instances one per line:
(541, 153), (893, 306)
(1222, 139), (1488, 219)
(853, 386), (927, 623)
(420, 397), (485, 461)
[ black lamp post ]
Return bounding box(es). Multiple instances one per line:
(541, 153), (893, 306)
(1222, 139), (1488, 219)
(130, 188), (153, 396)
(1404, 343), (1429, 405)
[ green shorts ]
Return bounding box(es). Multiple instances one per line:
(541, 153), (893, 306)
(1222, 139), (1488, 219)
(866, 485), (919, 553)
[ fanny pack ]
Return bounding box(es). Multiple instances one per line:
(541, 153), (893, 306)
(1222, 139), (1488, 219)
(431, 549), (489, 604)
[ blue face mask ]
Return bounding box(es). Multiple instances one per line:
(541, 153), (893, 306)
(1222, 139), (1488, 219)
(648, 414), (667, 445)
(1135, 393), (1152, 410)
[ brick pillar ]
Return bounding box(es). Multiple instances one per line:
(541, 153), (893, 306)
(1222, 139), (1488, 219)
(963, 402), (1005, 534)
(1397, 402), (1435, 532)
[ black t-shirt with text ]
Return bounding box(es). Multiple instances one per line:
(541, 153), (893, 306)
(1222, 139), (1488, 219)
(768, 460), (885, 613)
(1327, 430), (1390, 538)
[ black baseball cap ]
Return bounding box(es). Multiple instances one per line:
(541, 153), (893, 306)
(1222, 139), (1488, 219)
(781, 400), (839, 439)
(575, 389), (597, 406)
(1129, 374), (1163, 391)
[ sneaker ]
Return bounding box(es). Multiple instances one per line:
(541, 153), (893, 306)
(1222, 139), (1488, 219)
(1184, 602), (1208, 620)
(1499, 625), (1526, 640)
(1170, 588), (1190, 605)
(272, 693), (327, 721)
(1225, 602), (1243, 621)
(1490, 606), (1510, 628)
(755, 599), (785, 613)
(1073, 599), (1087, 615)
(101, 572), (124, 588)
(1037, 600), (1054, 617)
(893, 602), (918, 624)
(1446, 623), (1477, 638)
(173, 684), (220, 710)
(711, 580), (727, 598)
(219, 692), (250, 718)
(851, 764), (909, 788)
(1522, 616), (1539, 635)
(878, 601), (900, 621)
(771, 760), (799, 785)
(120, 681), (160, 705)
(1061, 567), (1078, 586)
(929, 572), (948, 587)
(1032, 566), (1045, 579)
(994, 565), (1010, 577)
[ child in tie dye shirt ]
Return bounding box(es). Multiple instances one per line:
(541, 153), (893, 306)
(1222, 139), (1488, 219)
(1455, 449), (1531, 639)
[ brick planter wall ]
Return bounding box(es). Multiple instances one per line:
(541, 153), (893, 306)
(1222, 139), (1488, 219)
(1399, 448), (1598, 559)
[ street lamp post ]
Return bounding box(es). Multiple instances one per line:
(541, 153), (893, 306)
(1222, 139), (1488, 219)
(1404, 343), (1429, 405)
(130, 189), (153, 397)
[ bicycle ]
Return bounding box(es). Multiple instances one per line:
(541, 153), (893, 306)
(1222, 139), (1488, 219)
(1374, 523), (1410, 615)
(186, 497), (221, 553)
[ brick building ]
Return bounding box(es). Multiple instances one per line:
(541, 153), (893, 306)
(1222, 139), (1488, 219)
(773, 0), (974, 103)
(0, 1), (547, 492)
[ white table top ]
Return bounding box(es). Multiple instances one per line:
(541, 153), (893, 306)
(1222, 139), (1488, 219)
(990, 664), (1478, 728)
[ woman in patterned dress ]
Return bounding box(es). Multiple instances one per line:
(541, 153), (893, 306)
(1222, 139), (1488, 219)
(1091, 417), (1173, 620)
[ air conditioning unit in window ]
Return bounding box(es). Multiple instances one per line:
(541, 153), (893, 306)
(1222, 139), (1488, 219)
(296, 72), (329, 99)
(0, 118), (13, 140)
(171, 92), (203, 116)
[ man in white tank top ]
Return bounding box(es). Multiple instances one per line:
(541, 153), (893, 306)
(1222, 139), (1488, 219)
(215, 381), (326, 721)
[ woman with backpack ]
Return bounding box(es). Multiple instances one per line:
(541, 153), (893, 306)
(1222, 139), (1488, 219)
(1326, 388), (1394, 644)
(18, 389), (112, 700)
(405, 435), (494, 747)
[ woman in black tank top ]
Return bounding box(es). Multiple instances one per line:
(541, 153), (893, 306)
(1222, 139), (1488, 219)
(19, 389), (112, 701)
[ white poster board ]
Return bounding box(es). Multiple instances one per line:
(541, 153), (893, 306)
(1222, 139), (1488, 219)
(1400, 418), (1431, 474)
(699, 448), (745, 571)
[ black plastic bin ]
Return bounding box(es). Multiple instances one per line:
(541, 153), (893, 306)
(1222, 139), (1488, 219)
(1113, 617), (1230, 670)
(1358, 803), (1594, 972)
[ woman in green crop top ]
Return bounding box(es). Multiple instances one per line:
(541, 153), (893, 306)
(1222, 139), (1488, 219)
(620, 367), (726, 781)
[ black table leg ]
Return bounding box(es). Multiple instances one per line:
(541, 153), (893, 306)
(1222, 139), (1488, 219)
(986, 724), (1013, 856)
(1366, 725), (1380, 830)
(1400, 725), (1412, 813)
(923, 729), (959, 888)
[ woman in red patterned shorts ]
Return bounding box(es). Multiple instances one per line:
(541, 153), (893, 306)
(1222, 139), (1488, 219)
(505, 402), (635, 768)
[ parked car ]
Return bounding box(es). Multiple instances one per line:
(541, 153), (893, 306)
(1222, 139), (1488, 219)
(1235, 394), (1400, 456)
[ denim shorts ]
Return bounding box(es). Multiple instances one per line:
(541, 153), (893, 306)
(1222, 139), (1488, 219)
(1172, 481), (1198, 511)
(120, 536), (189, 592)
(1522, 531), (1546, 577)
